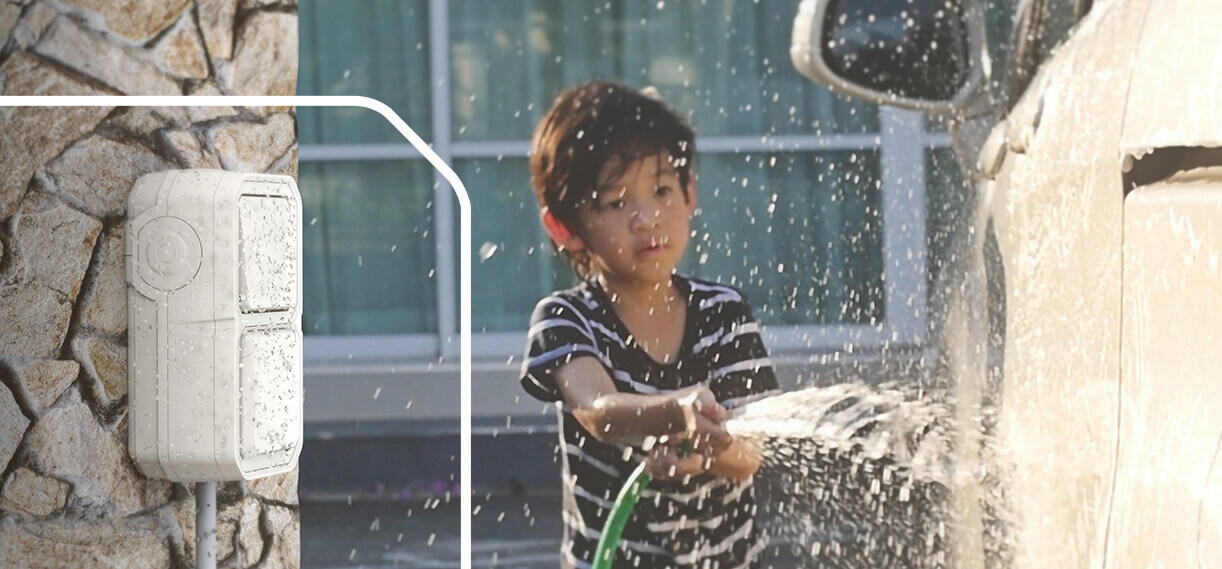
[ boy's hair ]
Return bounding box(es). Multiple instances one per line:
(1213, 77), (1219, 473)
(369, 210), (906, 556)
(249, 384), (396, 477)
(529, 81), (695, 279)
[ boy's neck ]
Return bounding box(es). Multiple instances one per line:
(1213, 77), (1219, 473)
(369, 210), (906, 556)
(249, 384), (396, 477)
(597, 274), (682, 313)
(598, 273), (687, 363)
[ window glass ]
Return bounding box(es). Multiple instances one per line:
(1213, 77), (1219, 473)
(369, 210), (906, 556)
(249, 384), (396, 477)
(460, 157), (574, 333)
(924, 147), (970, 314)
(300, 160), (438, 334)
(448, 0), (878, 142)
(296, 0), (936, 341)
(460, 151), (884, 331)
(297, 0), (431, 144)
(684, 150), (884, 326)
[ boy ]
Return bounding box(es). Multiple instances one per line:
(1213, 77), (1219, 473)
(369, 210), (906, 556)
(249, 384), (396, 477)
(520, 81), (780, 569)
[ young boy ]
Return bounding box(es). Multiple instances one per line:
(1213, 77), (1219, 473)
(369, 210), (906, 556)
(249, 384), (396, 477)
(520, 81), (780, 569)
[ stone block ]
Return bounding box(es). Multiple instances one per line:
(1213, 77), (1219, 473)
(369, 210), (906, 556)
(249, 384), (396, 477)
(249, 468), (298, 505)
(0, 516), (171, 568)
(198, 0), (238, 60)
(0, 52), (110, 219)
(80, 226), (127, 335)
(35, 17), (179, 96)
(238, 496), (264, 565)
(45, 134), (175, 218)
(229, 11), (296, 96)
(260, 504), (300, 569)
(26, 402), (172, 516)
(211, 113), (295, 173)
(63, 0), (190, 43)
(12, 190), (102, 296)
(162, 129), (222, 169)
(0, 284), (75, 358)
(12, 359), (79, 413)
(0, 4), (21, 47)
(10, 2), (58, 49)
(103, 106), (184, 139)
(0, 191), (100, 357)
(71, 335), (127, 404)
(0, 384), (28, 473)
(154, 13), (208, 79)
(1, 468), (70, 516)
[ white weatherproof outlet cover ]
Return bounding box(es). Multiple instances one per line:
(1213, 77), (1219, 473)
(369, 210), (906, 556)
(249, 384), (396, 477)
(126, 169), (303, 482)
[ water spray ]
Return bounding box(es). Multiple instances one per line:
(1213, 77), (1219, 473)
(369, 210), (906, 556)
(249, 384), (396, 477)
(592, 383), (955, 568)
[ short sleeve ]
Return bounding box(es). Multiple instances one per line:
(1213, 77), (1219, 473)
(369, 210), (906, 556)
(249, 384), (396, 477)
(705, 295), (779, 405)
(519, 295), (604, 402)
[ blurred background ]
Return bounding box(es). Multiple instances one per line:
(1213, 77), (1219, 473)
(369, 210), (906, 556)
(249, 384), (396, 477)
(293, 1), (1012, 567)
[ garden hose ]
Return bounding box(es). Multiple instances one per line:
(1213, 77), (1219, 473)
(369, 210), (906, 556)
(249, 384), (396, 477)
(591, 462), (652, 569)
(592, 441), (693, 569)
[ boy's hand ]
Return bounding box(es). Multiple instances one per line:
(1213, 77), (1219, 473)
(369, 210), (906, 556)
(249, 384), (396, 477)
(671, 386), (731, 456)
(644, 444), (711, 480)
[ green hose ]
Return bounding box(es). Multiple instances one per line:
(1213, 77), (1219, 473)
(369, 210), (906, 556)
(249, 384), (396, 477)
(592, 441), (692, 569)
(592, 461), (652, 569)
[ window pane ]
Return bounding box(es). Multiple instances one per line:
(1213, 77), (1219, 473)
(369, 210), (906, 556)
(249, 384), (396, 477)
(459, 158), (574, 332)
(448, 0), (878, 142)
(925, 147), (970, 311)
(686, 151), (885, 326)
(300, 161), (438, 334)
(297, 0), (431, 144)
(926, 114), (951, 134)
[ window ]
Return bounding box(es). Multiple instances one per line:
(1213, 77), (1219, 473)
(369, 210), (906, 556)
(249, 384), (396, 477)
(298, 0), (944, 364)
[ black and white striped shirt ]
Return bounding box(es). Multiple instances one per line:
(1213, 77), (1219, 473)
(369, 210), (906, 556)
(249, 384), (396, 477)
(521, 275), (779, 569)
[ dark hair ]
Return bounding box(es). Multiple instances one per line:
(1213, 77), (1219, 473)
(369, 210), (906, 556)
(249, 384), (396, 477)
(529, 81), (695, 278)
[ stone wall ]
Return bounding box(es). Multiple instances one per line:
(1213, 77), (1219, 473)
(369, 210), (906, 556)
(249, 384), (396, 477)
(0, 1), (300, 567)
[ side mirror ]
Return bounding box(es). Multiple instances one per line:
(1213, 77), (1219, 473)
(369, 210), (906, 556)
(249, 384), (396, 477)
(791, 0), (987, 114)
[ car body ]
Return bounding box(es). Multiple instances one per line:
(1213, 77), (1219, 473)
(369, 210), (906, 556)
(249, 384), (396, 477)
(791, 0), (1222, 567)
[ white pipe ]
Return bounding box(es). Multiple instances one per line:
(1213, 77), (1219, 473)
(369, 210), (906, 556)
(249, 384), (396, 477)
(196, 481), (217, 569)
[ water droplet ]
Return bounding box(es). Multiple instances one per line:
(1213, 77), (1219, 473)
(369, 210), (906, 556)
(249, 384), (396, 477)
(479, 242), (500, 261)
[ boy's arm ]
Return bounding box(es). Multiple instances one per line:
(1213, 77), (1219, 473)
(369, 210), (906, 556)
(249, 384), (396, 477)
(554, 356), (730, 451)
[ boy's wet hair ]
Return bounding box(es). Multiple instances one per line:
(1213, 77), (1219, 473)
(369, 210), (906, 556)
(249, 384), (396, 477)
(530, 81), (695, 279)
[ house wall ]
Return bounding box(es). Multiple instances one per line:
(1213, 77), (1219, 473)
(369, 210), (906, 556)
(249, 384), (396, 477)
(0, 2), (300, 567)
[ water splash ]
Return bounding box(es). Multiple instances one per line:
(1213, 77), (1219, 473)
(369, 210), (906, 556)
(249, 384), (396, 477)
(725, 382), (960, 568)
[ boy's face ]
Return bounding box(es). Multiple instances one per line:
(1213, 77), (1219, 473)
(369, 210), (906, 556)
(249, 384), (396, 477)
(570, 152), (696, 287)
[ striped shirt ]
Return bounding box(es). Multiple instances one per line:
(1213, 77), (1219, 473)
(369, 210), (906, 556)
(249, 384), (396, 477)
(520, 275), (780, 569)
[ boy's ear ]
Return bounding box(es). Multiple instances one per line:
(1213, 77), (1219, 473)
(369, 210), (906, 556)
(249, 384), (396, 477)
(685, 173), (699, 215)
(541, 209), (584, 251)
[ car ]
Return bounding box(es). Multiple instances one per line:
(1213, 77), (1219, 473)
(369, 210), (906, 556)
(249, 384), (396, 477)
(790, 0), (1222, 567)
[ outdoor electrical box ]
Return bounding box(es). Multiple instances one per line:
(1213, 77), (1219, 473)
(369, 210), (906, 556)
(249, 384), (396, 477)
(126, 169), (303, 482)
